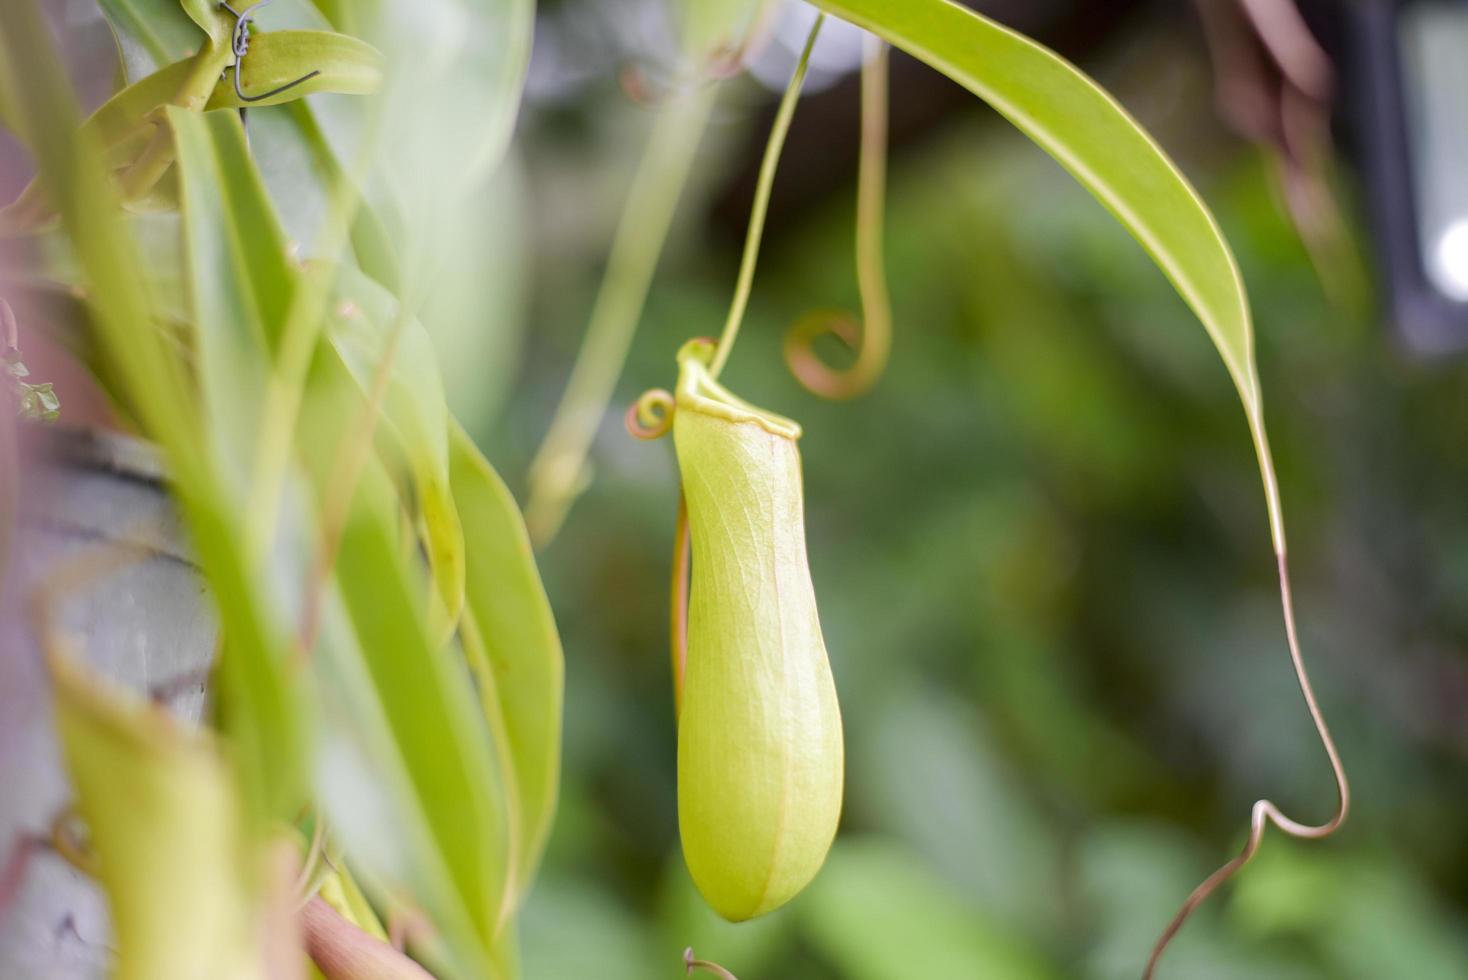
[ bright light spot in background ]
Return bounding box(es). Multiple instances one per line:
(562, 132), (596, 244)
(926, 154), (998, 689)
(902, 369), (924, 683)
(1432, 218), (1468, 302)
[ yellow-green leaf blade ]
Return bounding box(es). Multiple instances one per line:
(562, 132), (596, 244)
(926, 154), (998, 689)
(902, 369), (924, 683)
(812, 0), (1258, 414)
(450, 423), (565, 899)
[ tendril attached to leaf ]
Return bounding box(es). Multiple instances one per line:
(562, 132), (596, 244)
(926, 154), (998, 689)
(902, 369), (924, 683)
(1145, 422), (1349, 978)
(784, 35), (892, 399)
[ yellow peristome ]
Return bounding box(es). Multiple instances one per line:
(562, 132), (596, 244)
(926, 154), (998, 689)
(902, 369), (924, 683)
(672, 340), (844, 922)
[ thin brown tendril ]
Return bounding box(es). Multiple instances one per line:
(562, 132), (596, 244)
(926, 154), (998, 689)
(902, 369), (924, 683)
(783, 35), (892, 399)
(684, 947), (739, 979)
(625, 388), (676, 440)
(1144, 549), (1349, 978)
(670, 494), (691, 717)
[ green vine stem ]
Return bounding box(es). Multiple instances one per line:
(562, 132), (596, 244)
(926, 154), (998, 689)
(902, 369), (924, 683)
(706, 15), (825, 380)
(1146, 412), (1350, 977)
(524, 84), (718, 545)
(784, 32), (892, 398)
(623, 17), (826, 715)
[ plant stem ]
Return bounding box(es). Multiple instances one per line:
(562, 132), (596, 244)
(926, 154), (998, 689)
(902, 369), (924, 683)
(706, 14), (825, 381)
(525, 83), (718, 545)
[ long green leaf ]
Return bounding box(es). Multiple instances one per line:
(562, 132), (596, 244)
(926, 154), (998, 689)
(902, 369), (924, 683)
(450, 422), (564, 899)
(170, 106), (296, 486)
(170, 105), (311, 818)
(325, 264), (466, 632)
(810, 0), (1285, 545)
(297, 353), (512, 975)
(813, 0), (1254, 400)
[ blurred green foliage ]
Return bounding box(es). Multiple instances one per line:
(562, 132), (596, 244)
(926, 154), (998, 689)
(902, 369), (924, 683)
(490, 17), (1468, 979)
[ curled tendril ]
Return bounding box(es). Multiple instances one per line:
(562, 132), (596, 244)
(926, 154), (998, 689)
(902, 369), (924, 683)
(625, 387), (676, 440)
(684, 947), (739, 980)
(783, 35), (892, 400)
(1144, 549), (1348, 978)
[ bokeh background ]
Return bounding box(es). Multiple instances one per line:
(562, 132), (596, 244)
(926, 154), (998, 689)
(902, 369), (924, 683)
(7, 0), (1463, 976)
(451, 1), (1468, 977)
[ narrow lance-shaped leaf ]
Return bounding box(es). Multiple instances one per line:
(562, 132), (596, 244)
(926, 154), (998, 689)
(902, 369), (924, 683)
(324, 264), (466, 634)
(809, 0), (1284, 545)
(450, 422), (565, 899)
(292, 340), (517, 975)
(308, 422), (513, 976)
(673, 339), (844, 922)
(0, 0), (308, 824)
(811, 3), (1347, 970)
(171, 105), (310, 818)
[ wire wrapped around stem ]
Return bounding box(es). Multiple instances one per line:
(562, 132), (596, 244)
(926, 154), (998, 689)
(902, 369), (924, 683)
(783, 34), (892, 399)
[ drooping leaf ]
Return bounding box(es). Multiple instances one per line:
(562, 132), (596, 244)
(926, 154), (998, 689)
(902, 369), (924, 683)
(810, 0), (1278, 541)
(450, 422), (564, 898)
(170, 105), (297, 480)
(170, 104), (311, 818)
(325, 264), (465, 634)
(307, 439), (513, 978)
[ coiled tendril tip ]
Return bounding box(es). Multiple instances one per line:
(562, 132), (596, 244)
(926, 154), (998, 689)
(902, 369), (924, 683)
(625, 387), (676, 440)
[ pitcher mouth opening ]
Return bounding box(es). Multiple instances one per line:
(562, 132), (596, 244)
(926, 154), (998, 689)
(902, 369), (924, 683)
(675, 339), (802, 441)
